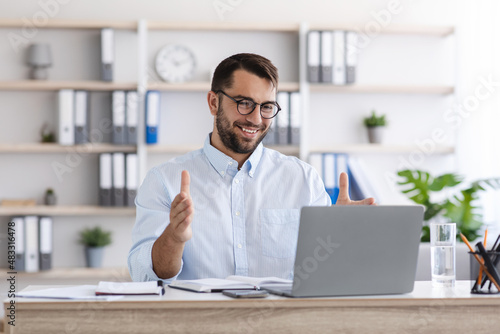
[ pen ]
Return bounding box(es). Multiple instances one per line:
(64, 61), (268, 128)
(460, 233), (500, 291)
(477, 229), (488, 287)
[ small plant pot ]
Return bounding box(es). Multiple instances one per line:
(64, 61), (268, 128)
(367, 126), (385, 144)
(85, 246), (105, 268)
(44, 192), (56, 205)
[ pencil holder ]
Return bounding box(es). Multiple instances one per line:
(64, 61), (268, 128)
(469, 251), (500, 294)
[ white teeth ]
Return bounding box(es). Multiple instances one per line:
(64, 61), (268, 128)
(242, 128), (257, 134)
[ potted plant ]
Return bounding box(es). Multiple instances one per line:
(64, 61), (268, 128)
(397, 169), (500, 242)
(79, 226), (112, 268)
(44, 188), (56, 205)
(363, 110), (387, 144)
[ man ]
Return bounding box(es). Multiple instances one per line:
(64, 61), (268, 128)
(128, 53), (374, 283)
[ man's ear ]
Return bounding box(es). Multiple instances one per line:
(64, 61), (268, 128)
(207, 91), (219, 116)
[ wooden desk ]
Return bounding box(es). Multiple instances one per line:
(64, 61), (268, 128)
(4, 281), (500, 334)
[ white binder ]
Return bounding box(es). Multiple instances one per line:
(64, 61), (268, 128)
(345, 31), (358, 84)
(307, 31), (321, 83)
(74, 90), (89, 144)
(12, 216), (25, 271)
(276, 92), (290, 145)
(112, 90), (126, 145)
(320, 31), (333, 83)
(38, 216), (53, 271)
(125, 153), (138, 207)
(24, 215), (39, 273)
(289, 92), (301, 146)
(100, 28), (114, 81)
(58, 89), (75, 146)
(99, 153), (113, 206)
(126, 91), (139, 145)
(112, 152), (125, 206)
(333, 30), (346, 85)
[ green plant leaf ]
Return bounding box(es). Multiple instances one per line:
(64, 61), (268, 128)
(79, 226), (112, 247)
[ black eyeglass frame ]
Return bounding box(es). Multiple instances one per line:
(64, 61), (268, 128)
(215, 90), (281, 119)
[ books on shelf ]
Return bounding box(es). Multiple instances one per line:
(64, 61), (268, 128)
(8, 215), (53, 273)
(169, 275), (292, 293)
(307, 29), (358, 85)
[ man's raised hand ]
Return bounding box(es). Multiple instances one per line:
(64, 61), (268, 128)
(335, 172), (376, 205)
(167, 170), (194, 243)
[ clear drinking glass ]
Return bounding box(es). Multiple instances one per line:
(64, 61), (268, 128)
(430, 222), (456, 287)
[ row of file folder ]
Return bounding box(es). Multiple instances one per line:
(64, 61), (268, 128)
(309, 153), (380, 203)
(307, 30), (358, 84)
(57, 90), (138, 146)
(10, 216), (53, 272)
(262, 91), (301, 146)
(99, 153), (138, 207)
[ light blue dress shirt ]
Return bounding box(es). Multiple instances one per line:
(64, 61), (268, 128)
(128, 134), (331, 283)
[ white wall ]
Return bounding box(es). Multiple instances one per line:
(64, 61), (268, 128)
(2, 0), (498, 269)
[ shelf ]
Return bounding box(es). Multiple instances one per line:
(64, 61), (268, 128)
(0, 205), (135, 216)
(0, 80), (138, 91)
(309, 144), (455, 154)
(0, 143), (136, 154)
(147, 81), (300, 92)
(147, 21), (300, 32)
(308, 24), (454, 37)
(0, 18), (137, 30)
(147, 144), (300, 156)
(309, 84), (454, 95)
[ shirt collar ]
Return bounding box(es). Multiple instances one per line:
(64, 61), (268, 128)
(203, 133), (263, 178)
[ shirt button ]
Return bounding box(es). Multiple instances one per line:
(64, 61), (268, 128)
(249, 171), (253, 176)
(229, 161), (233, 165)
(236, 211), (240, 216)
(234, 179), (239, 184)
(238, 244), (242, 249)
(221, 171), (225, 176)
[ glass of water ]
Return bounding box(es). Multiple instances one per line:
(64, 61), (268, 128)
(430, 222), (456, 287)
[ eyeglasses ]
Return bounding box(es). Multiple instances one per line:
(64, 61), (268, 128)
(216, 90), (281, 119)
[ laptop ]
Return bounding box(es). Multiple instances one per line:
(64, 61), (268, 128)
(263, 205), (424, 298)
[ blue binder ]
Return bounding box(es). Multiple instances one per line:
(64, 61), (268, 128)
(145, 90), (160, 144)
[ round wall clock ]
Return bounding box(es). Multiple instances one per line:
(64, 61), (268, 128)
(155, 44), (196, 83)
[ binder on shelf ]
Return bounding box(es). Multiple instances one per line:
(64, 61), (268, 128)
(100, 28), (114, 82)
(24, 215), (39, 273)
(12, 216), (25, 271)
(58, 89), (75, 146)
(307, 31), (321, 83)
(126, 91), (139, 145)
(320, 31), (333, 83)
(348, 156), (380, 203)
(125, 153), (138, 207)
(276, 92), (290, 145)
(345, 31), (358, 84)
(74, 90), (89, 144)
(289, 92), (301, 146)
(38, 216), (53, 271)
(99, 153), (113, 206)
(332, 30), (346, 86)
(112, 90), (126, 145)
(323, 153), (337, 203)
(308, 153), (323, 177)
(262, 117), (276, 146)
(112, 152), (126, 207)
(146, 90), (161, 144)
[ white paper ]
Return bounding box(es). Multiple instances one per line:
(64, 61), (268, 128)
(17, 285), (122, 301)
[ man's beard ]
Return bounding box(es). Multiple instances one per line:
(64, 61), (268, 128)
(216, 105), (269, 155)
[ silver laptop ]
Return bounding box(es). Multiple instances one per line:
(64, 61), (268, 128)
(263, 205), (424, 297)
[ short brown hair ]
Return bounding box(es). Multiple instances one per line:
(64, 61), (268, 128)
(211, 53), (279, 92)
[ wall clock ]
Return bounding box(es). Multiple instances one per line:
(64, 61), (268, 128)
(155, 44), (196, 83)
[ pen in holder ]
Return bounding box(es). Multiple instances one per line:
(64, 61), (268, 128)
(469, 250), (500, 294)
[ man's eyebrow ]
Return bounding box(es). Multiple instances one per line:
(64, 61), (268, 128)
(233, 95), (277, 104)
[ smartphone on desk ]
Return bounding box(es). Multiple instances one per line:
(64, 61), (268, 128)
(222, 290), (269, 298)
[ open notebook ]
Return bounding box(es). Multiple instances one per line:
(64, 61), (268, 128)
(168, 275), (292, 293)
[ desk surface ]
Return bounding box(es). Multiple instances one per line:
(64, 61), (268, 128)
(4, 281), (500, 334)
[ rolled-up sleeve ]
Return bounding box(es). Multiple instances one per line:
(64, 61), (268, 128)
(127, 168), (182, 284)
